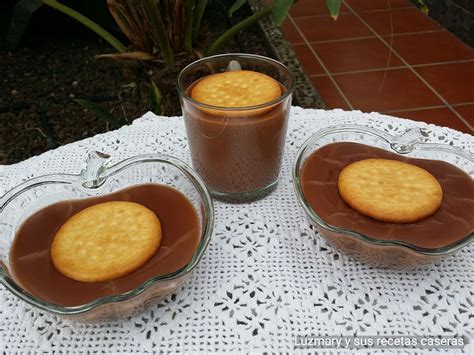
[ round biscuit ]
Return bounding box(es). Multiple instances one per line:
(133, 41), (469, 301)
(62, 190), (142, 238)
(191, 70), (281, 116)
(51, 201), (162, 282)
(338, 159), (443, 223)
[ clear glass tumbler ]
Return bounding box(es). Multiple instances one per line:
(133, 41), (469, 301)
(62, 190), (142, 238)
(177, 53), (294, 202)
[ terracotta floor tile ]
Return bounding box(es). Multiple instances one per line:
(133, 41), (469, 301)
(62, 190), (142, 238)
(345, 0), (413, 12)
(310, 76), (351, 109)
(280, 19), (304, 44)
(291, 44), (325, 75)
(386, 31), (474, 65)
(453, 104), (474, 128)
(416, 62), (474, 104)
(387, 107), (471, 133)
(312, 37), (402, 73)
(359, 7), (441, 35)
(334, 68), (442, 112)
(290, 0), (350, 17)
(295, 13), (372, 42)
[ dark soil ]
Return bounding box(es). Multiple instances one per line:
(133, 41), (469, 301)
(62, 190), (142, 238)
(0, 3), (275, 165)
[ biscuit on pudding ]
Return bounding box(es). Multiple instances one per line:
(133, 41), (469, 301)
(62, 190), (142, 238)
(191, 70), (281, 116)
(338, 159), (443, 223)
(51, 201), (161, 282)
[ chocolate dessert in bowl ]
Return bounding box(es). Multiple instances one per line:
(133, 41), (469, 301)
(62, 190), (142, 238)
(292, 125), (474, 268)
(177, 53), (294, 202)
(0, 152), (214, 321)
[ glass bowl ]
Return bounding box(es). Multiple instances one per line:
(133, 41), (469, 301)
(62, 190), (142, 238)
(0, 152), (214, 321)
(293, 124), (473, 268)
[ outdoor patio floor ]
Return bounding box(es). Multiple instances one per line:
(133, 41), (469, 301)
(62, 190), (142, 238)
(281, 0), (474, 134)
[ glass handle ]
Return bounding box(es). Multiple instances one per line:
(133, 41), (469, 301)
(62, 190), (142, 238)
(80, 151), (111, 188)
(390, 128), (429, 154)
(226, 60), (241, 71)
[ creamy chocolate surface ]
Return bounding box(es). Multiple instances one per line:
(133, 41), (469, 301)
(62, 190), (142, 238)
(10, 184), (200, 307)
(183, 81), (290, 193)
(301, 142), (474, 249)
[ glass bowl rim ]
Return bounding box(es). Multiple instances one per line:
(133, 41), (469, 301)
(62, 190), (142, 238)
(176, 52), (295, 111)
(292, 124), (474, 256)
(0, 153), (214, 315)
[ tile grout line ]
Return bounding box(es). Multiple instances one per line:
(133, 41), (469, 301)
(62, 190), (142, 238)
(287, 15), (354, 110)
(383, 105), (451, 114)
(412, 58), (474, 67)
(291, 5), (414, 20)
(384, 103), (474, 114)
(343, 1), (473, 131)
(451, 102), (474, 107)
(305, 29), (446, 44)
(374, 103), (474, 114)
(307, 59), (474, 77)
(310, 67), (407, 77)
(286, 29), (451, 47)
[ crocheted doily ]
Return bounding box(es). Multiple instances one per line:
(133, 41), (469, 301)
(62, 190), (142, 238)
(0, 107), (472, 353)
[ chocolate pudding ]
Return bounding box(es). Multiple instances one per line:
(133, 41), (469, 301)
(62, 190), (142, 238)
(10, 184), (200, 307)
(301, 142), (474, 249)
(182, 80), (291, 195)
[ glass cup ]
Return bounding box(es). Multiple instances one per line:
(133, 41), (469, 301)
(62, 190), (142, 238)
(177, 53), (294, 202)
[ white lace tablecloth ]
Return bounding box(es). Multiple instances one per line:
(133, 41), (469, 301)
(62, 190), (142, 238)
(1, 107), (473, 353)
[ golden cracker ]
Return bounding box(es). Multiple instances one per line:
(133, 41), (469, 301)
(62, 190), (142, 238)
(51, 201), (161, 282)
(191, 70), (281, 115)
(338, 159), (443, 223)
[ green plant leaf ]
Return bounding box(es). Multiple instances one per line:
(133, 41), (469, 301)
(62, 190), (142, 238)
(206, 6), (271, 55)
(228, 0), (248, 17)
(95, 51), (156, 61)
(74, 99), (125, 126)
(5, 0), (43, 50)
(143, 0), (175, 67)
(326, 0), (343, 20)
(183, 0), (195, 52)
(149, 80), (163, 115)
(193, 0), (208, 41)
(42, 0), (127, 52)
(272, 0), (293, 26)
(416, 0), (429, 15)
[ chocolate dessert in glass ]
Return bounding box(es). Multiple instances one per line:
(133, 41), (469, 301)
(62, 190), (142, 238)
(177, 53), (294, 202)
